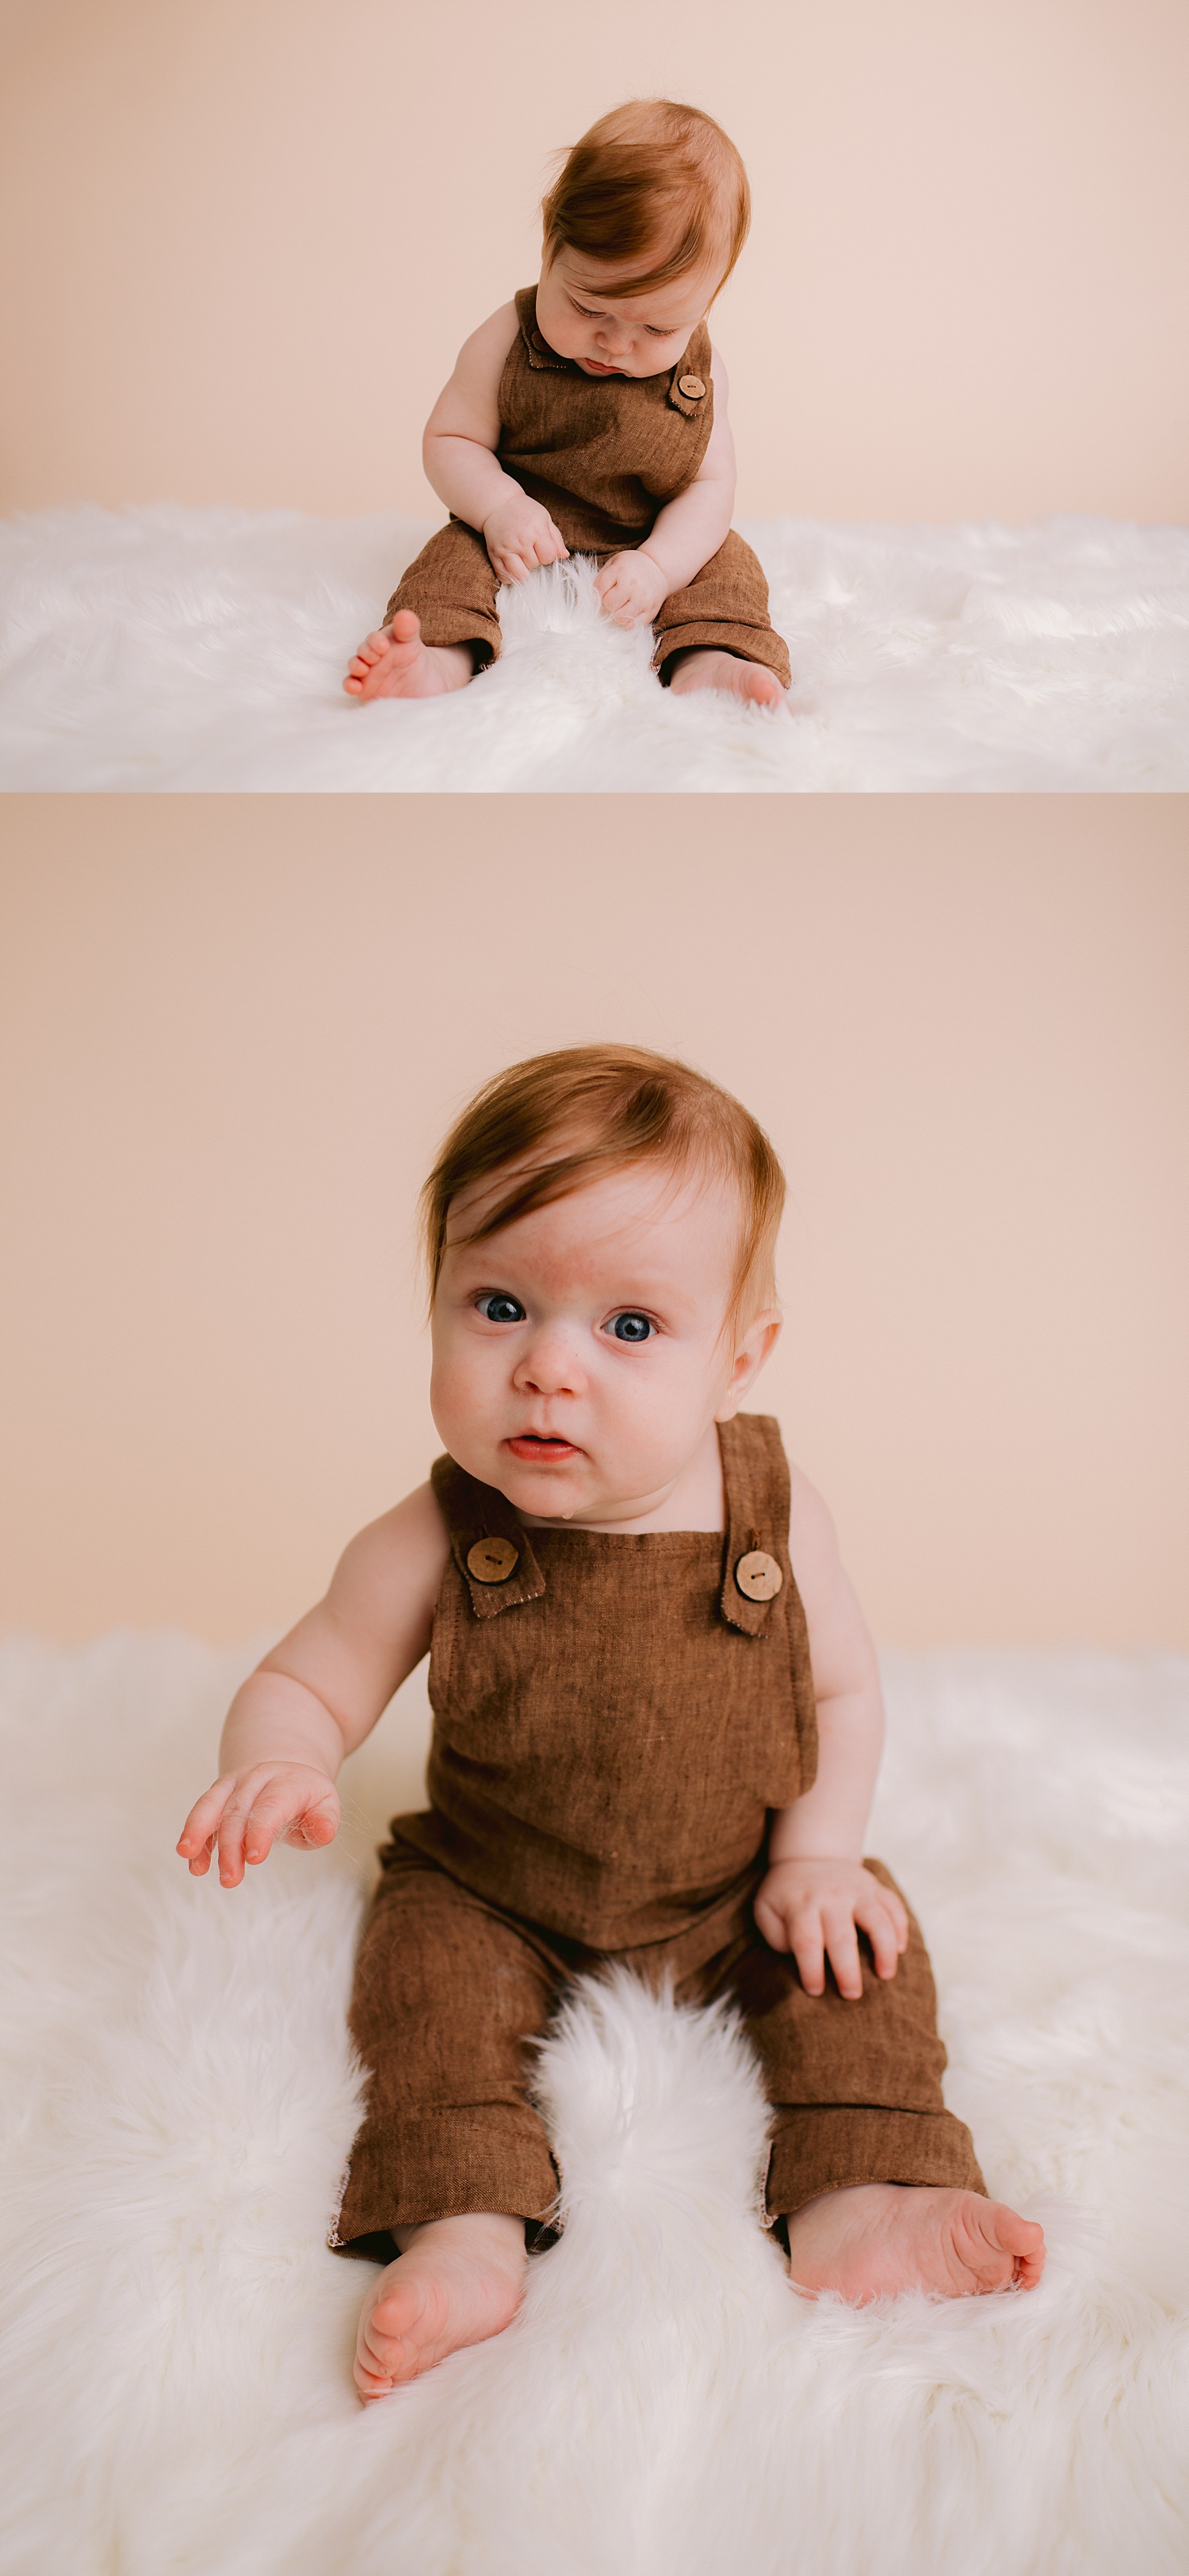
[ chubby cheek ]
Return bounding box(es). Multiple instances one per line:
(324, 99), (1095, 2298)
(429, 1333), (506, 1458)
(593, 1351), (707, 1477)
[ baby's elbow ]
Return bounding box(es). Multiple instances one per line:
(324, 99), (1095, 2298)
(697, 468), (736, 528)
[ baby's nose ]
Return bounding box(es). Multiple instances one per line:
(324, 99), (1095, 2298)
(515, 1328), (583, 1393)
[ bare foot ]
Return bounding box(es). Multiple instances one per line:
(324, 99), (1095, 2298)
(784, 2184), (1046, 2303)
(354, 2211), (527, 2399)
(342, 610), (475, 701)
(667, 648), (786, 709)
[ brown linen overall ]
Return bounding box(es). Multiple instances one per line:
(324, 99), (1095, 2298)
(383, 288), (792, 688)
(332, 1415), (983, 2257)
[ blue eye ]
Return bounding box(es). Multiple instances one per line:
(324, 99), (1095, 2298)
(608, 1312), (653, 1342)
(478, 1293), (526, 1324)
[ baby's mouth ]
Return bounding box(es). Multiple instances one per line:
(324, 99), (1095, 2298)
(505, 1433), (580, 1462)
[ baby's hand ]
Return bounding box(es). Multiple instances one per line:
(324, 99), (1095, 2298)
(754, 1857), (908, 2001)
(176, 1762), (340, 1888)
(594, 550), (670, 628)
(483, 496), (570, 585)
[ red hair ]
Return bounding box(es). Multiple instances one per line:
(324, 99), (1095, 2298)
(421, 1044), (784, 1327)
(541, 100), (751, 302)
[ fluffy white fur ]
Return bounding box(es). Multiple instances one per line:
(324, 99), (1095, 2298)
(2, 505), (1186, 789)
(0, 1634), (1186, 2573)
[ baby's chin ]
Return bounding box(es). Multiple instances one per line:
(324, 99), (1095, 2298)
(492, 1453), (594, 1521)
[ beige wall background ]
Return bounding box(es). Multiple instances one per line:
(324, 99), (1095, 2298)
(2, 792), (1186, 1649)
(2, 0), (1187, 522)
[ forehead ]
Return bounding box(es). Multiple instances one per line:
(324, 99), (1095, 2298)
(554, 252), (719, 327)
(445, 1156), (741, 1276)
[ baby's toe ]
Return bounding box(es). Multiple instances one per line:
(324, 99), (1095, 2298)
(355, 2364), (395, 2401)
(962, 2199), (1042, 2291)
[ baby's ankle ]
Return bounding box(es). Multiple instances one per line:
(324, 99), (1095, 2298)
(394, 2209), (528, 2264)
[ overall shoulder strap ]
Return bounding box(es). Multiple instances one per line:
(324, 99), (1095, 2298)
(716, 1414), (791, 1637)
(667, 315), (713, 418)
(430, 1453), (546, 1619)
(515, 284), (569, 373)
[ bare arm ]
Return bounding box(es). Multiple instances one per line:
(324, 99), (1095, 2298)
(420, 304), (571, 584)
(594, 347), (736, 626)
(753, 1463), (909, 1996)
(640, 348), (736, 591)
(768, 1462), (884, 1863)
(176, 1482), (449, 1886)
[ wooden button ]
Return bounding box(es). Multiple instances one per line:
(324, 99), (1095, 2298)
(734, 1549), (782, 1603)
(678, 373), (706, 399)
(467, 1535), (519, 1584)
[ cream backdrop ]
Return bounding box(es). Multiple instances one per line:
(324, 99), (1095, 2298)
(2, 792), (1187, 1648)
(1, 0), (1187, 522)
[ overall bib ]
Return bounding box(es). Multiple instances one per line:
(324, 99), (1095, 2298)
(332, 1415), (981, 2255)
(384, 289), (792, 688)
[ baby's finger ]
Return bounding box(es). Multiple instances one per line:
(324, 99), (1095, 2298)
(547, 520), (569, 558)
(215, 1798), (251, 1889)
(177, 1776), (235, 1866)
(244, 1779), (335, 1865)
(822, 1907), (864, 2001)
(753, 1893), (790, 1953)
(182, 1829), (217, 1877)
(855, 1894), (901, 1981)
(790, 1916), (827, 1997)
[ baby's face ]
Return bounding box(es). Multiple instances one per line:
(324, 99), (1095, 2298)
(430, 1159), (771, 1525)
(535, 250), (721, 379)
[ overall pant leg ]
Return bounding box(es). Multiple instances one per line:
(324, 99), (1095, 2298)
(384, 518), (503, 666)
(651, 528), (792, 689)
(331, 1849), (562, 2257)
(688, 1859), (985, 2220)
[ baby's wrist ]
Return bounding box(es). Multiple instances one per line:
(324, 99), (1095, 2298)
(480, 478), (525, 532)
(765, 1848), (863, 1871)
(637, 543), (671, 584)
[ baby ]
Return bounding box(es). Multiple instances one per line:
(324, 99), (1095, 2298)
(342, 101), (790, 711)
(178, 1045), (1044, 2401)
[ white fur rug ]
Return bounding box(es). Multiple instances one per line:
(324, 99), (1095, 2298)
(0, 1634), (1186, 2574)
(2, 505), (1186, 790)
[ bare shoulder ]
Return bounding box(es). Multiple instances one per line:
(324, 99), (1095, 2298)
(696, 347), (735, 482)
(257, 1482), (451, 1739)
(786, 1458), (879, 1690)
(326, 1481), (451, 1634)
(457, 300), (522, 377)
(427, 302), (521, 444)
(786, 1458), (843, 1596)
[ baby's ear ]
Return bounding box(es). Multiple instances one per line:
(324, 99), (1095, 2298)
(718, 1305), (782, 1413)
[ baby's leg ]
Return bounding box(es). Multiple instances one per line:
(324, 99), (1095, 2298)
(344, 519), (501, 701)
(716, 1858), (1045, 2300)
(652, 530), (790, 708)
(332, 1851), (560, 2396)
